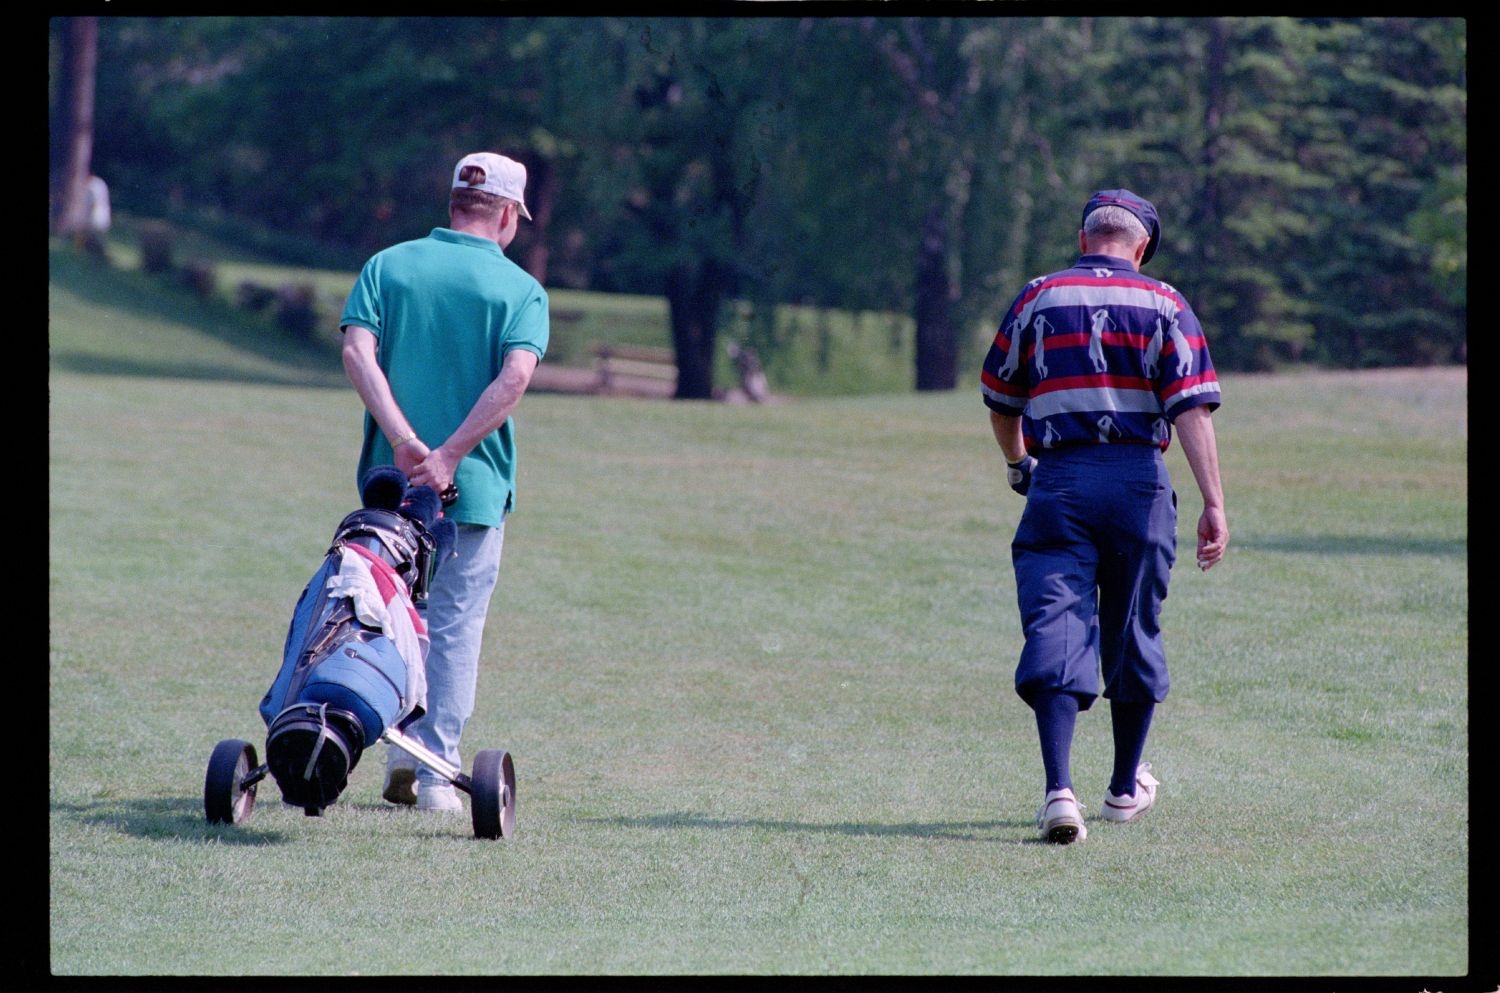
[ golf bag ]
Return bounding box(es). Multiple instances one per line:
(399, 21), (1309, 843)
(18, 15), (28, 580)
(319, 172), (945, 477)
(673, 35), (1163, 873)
(258, 466), (456, 812)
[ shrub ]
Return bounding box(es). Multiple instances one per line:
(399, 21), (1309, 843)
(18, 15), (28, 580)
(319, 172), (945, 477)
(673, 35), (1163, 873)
(275, 283), (319, 340)
(138, 221), (175, 273)
(180, 259), (218, 297)
(237, 281), (277, 312)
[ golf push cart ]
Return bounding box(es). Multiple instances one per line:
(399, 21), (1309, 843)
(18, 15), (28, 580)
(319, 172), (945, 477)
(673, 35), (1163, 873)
(203, 467), (516, 841)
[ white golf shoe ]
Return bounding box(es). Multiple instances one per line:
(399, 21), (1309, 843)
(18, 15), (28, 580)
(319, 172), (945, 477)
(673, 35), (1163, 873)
(416, 782), (464, 813)
(1037, 787), (1087, 844)
(1100, 763), (1160, 823)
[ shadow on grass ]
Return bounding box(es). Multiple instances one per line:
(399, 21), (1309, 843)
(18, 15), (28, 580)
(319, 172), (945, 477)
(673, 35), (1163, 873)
(49, 247), (345, 389)
(585, 811), (1044, 844)
(52, 796), (292, 846)
(1237, 534), (1467, 558)
(49, 351), (346, 390)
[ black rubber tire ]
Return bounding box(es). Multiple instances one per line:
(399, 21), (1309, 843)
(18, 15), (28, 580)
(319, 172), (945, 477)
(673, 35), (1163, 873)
(204, 739), (259, 825)
(470, 749), (516, 840)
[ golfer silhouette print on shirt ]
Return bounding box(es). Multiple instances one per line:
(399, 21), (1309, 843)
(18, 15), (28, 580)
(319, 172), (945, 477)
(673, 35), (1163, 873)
(1034, 313), (1054, 379)
(1166, 315), (1194, 376)
(1089, 309), (1114, 373)
(998, 316), (1025, 382)
(1097, 414), (1121, 443)
(1145, 320), (1164, 378)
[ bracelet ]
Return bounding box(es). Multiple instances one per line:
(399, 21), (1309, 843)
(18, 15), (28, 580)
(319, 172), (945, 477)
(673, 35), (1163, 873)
(389, 430), (418, 449)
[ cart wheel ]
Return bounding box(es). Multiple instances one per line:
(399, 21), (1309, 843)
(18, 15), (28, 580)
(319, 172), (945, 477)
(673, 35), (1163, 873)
(204, 739), (259, 825)
(470, 749), (515, 840)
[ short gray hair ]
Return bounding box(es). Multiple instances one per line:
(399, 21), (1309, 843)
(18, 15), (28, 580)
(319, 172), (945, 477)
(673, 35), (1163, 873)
(1083, 204), (1149, 244)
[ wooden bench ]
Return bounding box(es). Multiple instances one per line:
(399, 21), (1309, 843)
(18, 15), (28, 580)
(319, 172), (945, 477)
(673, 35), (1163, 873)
(592, 344), (677, 393)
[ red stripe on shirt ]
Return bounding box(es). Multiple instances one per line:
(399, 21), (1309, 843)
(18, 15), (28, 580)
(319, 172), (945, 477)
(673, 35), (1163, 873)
(1031, 373), (1156, 396)
(981, 369), (1027, 398)
(1037, 331), (1155, 353)
(1161, 371), (1220, 402)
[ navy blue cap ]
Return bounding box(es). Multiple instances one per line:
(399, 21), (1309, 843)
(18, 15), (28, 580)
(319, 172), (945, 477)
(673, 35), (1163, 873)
(1082, 189), (1160, 265)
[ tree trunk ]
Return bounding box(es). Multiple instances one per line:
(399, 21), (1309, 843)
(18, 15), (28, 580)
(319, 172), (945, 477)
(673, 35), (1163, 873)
(51, 16), (99, 237)
(666, 261), (724, 400)
(914, 202), (957, 391)
(1192, 18), (1230, 261)
(522, 156), (554, 284)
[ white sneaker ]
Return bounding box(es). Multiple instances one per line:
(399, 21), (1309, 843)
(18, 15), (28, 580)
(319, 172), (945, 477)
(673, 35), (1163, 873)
(1100, 763), (1160, 823)
(1037, 787), (1087, 844)
(415, 782), (464, 813)
(383, 749), (419, 806)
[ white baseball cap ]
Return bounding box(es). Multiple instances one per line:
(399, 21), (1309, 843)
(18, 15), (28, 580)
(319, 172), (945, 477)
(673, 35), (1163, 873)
(452, 152), (532, 220)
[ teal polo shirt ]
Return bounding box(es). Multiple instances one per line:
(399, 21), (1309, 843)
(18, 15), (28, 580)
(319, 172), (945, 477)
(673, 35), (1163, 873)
(340, 228), (549, 527)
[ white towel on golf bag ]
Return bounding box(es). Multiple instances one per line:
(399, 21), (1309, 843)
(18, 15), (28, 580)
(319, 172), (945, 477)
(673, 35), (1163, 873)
(325, 543), (429, 725)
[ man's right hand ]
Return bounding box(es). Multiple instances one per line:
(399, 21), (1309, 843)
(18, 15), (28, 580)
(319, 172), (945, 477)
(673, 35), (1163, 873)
(1006, 455), (1037, 496)
(409, 443), (459, 498)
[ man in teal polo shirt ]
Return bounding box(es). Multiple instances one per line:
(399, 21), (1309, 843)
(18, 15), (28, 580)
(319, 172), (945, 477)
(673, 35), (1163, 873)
(340, 151), (549, 812)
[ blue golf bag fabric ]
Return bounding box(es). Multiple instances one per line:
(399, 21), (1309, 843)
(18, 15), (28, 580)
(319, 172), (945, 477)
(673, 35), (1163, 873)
(259, 554), (340, 728)
(298, 637), (409, 744)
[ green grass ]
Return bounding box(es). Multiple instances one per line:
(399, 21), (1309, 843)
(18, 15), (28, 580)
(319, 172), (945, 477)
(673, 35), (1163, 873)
(48, 244), (1470, 978)
(48, 243), (345, 388)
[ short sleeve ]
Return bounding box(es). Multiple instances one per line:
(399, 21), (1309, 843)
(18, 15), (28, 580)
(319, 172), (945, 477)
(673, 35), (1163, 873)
(339, 256), (384, 339)
(1156, 297), (1221, 419)
(503, 286), (550, 361)
(980, 292), (1032, 416)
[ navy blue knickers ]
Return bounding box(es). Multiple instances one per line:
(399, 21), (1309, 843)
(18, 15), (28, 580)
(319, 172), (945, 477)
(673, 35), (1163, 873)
(1012, 445), (1177, 710)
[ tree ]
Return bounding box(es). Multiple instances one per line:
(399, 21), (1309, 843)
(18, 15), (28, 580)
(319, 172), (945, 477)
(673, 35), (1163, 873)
(1295, 17), (1466, 366)
(857, 18), (976, 391)
(574, 18), (793, 399)
(49, 16), (99, 239)
(1017, 17), (1329, 370)
(78, 17), (1464, 380)
(87, 17), (582, 272)
(851, 17), (1106, 389)
(1178, 17), (1328, 369)
(1057, 17), (1466, 370)
(953, 18), (1110, 360)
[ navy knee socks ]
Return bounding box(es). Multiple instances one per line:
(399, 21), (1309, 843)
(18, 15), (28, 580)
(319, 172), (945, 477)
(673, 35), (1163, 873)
(1034, 693), (1157, 797)
(1108, 700), (1156, 797)
(1033, 691), (1080, 793)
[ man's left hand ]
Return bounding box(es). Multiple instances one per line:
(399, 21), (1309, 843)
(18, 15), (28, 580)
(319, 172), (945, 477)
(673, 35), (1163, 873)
(394, 439), (429, 479)
(1196, 505), (1229, 570)
(1006, 455), (1037, 496)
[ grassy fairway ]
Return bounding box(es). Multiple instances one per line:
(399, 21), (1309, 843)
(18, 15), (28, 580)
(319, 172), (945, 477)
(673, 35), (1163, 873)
(49, 250), (1469, 978)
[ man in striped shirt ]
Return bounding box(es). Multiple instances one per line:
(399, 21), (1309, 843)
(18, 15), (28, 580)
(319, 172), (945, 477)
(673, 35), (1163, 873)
(980, 189), (1229, 844)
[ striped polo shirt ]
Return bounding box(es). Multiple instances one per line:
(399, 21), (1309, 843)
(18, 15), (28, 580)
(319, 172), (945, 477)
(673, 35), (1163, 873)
(980, 254), (1220, 454)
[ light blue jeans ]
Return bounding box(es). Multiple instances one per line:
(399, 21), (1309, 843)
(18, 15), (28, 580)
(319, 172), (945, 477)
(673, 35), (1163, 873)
(409, 521), (505, 786)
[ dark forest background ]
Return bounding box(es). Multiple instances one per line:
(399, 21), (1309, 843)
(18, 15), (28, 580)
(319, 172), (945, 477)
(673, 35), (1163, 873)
(51, 17), (1466, 397)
